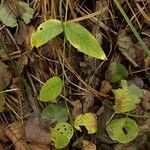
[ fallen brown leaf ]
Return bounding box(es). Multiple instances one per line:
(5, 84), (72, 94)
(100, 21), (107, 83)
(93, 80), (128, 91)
(5, 122), (30, 150)
(29, 143), (50, 150)
(141, 89), (150, 110)
(100, 80), (112, 95)
(82, 140), (96, 150)
(71, 99), (82, 119)
(0, 61), (12, 89)
(25, 114), (51, 144)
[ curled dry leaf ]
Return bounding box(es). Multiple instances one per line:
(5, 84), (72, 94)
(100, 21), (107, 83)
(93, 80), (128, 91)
(134, 38), (150, 68)
(128, 76), (144, 89)
(0, 61), (12, 89)
(15, 21), (27, 45)
(141, 89), (150, 111)
(100, 80), (112, 95)
(0, 124), (8, 142)
(72, 138), (96, 150)
(82, 140), (96, 150)
(0, 143), (4, 150)
(4, 122), (29, 150)
(117, 30), (138, 67)
(25, 115), (51, 144)
(29, 143), (50, 150)
(17, 55), (28, 73)
(71, 100), (82, 119)
(83, 90), (95, 113)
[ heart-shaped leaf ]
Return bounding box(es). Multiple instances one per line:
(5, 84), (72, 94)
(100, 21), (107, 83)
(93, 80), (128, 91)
(113, 80), (142, 113)
(74, 113), (97, 134)
(105, 61), (128, 83)
(42, 103), (69, 123)
(39, 76), (63, 102)
(31, 19), (63, 47)
(50, 122), (74, 149)
(65, 23), (106, 60)
(106, 118), (138, 143)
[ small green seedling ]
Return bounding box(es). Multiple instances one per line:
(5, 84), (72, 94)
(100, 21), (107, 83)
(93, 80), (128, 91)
(31, 19), (106, 60)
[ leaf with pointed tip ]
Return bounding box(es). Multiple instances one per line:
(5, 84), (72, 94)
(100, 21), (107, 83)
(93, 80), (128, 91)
(65, 23), (106, 60)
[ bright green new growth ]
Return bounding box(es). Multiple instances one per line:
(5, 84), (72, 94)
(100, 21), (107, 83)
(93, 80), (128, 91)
(39, 76), (63, 102)
(50, 122), (74, 149)
(65, 23), (106, 60)
(74, 113), (97, 134)
(113, 80), (142, 113)
(42, 103), (69, 123)
(31, 19), (106, 60)
(106, 118), (139, 143)
(105, 62), (128, 83)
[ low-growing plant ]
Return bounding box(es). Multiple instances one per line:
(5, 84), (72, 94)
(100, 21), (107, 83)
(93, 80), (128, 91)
(37, 75), (142, 148)
(31, 19), (143, 148)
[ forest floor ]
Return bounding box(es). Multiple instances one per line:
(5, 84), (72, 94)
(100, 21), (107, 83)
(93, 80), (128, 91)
(0, 0), (150, 150)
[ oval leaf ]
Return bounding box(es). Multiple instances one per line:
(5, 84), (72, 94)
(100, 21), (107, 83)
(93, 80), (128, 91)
(50, 122), (74, 149)
(42, 103), (69, 123)
(31, 19), (63, 47)
(74, 113), (97, 134)
(65, 23), (106, 60)
(39, 76), (63, 102)
(113, 80), (142, 113)
(105, 61), (128, 83)
(106, 118), (139, 143)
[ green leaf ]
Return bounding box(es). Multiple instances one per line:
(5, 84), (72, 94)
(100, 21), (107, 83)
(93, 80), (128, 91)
(113, 80), (142, 113)
(106, 118), (139, 143)
(74, 113), (97, 134)
(31, 19), (63, 47)
(42, 103), (69, 123)
(39, 76), (63, 102)
(18, 1), (34, 24)
(0, 4), (17, 27)
(65, 23), (106, 60)
(50, 122), (74, 149)
(105, 61), (128, 83)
